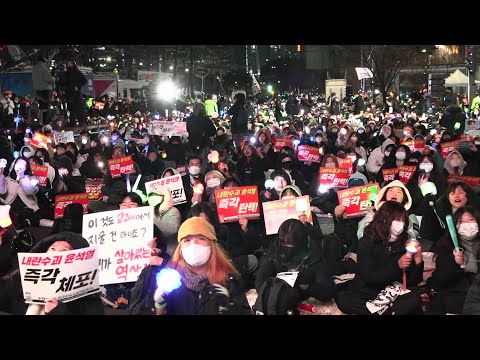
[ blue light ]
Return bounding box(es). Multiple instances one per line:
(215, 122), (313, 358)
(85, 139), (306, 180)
(156, 268), (182, 293)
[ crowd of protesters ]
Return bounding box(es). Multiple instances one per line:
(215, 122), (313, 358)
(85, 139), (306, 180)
(0, 86), (480, 315)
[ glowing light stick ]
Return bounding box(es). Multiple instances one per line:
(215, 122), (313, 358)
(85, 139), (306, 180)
(156, 268), (182, 293)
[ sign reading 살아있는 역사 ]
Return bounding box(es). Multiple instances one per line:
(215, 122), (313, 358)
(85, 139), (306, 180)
(18, 246), (100, 304)
(82, 206), (154, 285)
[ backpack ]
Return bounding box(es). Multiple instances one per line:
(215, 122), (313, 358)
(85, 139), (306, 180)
(254, 277), (302, 315)
(128, 264), (164, 315)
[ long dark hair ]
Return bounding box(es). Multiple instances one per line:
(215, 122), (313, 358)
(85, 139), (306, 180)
(409, 154), (441, 185)
(365, 201), (409, 244)
(274, 219), (310, 268)
(435, 205), (480, 259)
(189, 202), (218, 227)
(437, 181), (478, 212)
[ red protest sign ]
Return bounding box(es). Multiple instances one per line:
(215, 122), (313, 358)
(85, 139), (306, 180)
(107, 156), (135, 178)
(30, 132), (51, 150)
(273, 137), (294, 152)
(31, 164), (48, 186)
(85, 178), (104, 201)
(441, 141), (460, 158)
(381, 167), (399, 182)
(413, 139), (425, 153)
(398, 165), (417, 184)
(54, 193), (89, 219)
(262, 195), (312, 235)
(318, 167), (349, 189)
(337, 183), (379, 218)
(447, 174), (480, 187)
(401, 140), (414, 152)
(297, 145), (320, 163)
(215, 186), (260, 223)
(338, 158), (353, 174)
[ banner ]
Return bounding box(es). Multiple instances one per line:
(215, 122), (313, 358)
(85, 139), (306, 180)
(337, 183), (379, 218)
(262, 196), (312, 235)
(273, 137), (294, 152)
(441, 140), (460, 158)
(144, 174), (186, 205)
(318, 167), (349, 189)
(18, 247), (100, 304)
(30, 132), (50, 150)
(215, 186), (260, 223)
(54, 193), (89, 219)
(382, 167), (399, 182)
(150, 121), (187, 137)
(137, 70), (160, 86)
(53, 131), (74, 145)
(398, 165), (417, 184)
(82, 206), (154, 285)
(31, 164), (48, 186)
(85, 178), (104, 201)
(297, 145), (320, 163)
(447, 174), (480, 187)
(108, 155), (135, 178)
(338, 158), (353, 174)
(94, 101), (105, 110)
(355, 67), (374, 80)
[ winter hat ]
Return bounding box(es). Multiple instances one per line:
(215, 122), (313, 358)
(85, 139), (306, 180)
(30, 232), (89, 253)
(280, 184), (302, 198)
(177, 217), (216, 243)
(348, 171), (368, 188)
(42, 124), (53, 133)
(270, 170), (292, 185)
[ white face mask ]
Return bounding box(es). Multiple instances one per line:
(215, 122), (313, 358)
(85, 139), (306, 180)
(389, 220), (405, 242)
(81, 138), (88, 145)
(206, 178), (221, 188)
(419, 162), (433, 172)
(395, 152), (406, 160)
(181, 243), (211, 267)
(384, 151), (391, 157)
(188, 166), (201, 176)
(23, 151), (32, 159)
(458, 223), (479, 241)
(357, 129), (365, 134)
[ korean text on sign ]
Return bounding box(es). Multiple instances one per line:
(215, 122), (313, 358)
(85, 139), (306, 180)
(318, 167), (349, 189)
(53, 131), (74, 145)
(18, 246), (100, 304)
(398, 165), (417, 184)
(262, 195), (313, 235)
(297, 146), (320, 163)
(214, 186), (260, 223)
(382, 167), (399, 182)
(85, 178), (104, 201)
(447, 174), (480, 187)
(82, 206), (154, 285)
(338, 158), (353, 174)
(30, 132), (51, 150)
(54, 193), (89, 219)
(107, 155), (135, 178)
(144, 174), (187, 205)
(337, 183), (379, 218)
(31, 164), (48, 186)
(150, 121), (187, 137)
(441, 141), (460, 158)
(273, 138), (294, 152)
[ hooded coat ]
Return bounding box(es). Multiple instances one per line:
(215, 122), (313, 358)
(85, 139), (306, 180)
(357, 180), (419, 240)
(366, 138), (396, 175)
(442, 150), (467, 177)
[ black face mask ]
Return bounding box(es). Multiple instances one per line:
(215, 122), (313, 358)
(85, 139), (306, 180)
(282, 161), (293, 170)
(279, 246), (297, 262)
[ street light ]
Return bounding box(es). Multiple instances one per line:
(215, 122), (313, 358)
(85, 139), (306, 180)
(185, 68), (189, 72)
(106, 57), (112, 62)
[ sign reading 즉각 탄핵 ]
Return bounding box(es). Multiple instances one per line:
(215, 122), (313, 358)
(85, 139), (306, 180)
(82, 206), (154, 285)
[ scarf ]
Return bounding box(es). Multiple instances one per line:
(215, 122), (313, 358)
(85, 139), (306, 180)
(178, 266), (209, 293)
(461, 237), (478, 274)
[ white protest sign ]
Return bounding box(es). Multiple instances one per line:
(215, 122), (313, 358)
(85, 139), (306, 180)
(150, 121), (187, 136)
(276, 272), (298, 287)
(82, 206), (154, 285)
(53, 131), (75, 145)
(18, 246), (100, 304)
(144, 174), (187, 205)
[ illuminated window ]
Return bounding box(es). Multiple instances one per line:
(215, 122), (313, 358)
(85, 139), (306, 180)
(297, 45), (301, 52)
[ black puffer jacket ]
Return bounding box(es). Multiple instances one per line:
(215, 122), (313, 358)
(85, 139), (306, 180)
(440, 105), (466, 136)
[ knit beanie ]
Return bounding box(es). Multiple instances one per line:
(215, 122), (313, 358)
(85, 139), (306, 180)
(177, 217), (217, 243)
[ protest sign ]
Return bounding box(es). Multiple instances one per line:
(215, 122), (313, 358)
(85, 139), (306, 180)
(337, 183), (379, 218)
(53, 131), (74, 145)
(85, 178), (104, 201)
(31, 164), (48, 186)
(262, 195), (312, 235)
(297, 145), (320, 163)
(144, 174), (186, 205)
(215, 186), (260, 223)
(318, 167), (349, 189)
(54, 193), (89, 219)
(107, 156), (135, 178)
